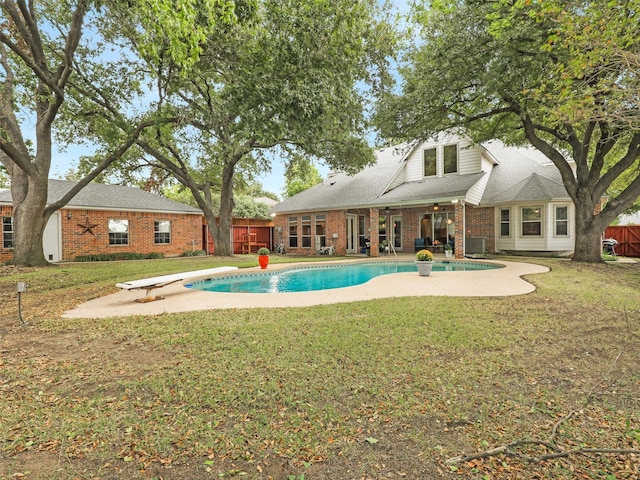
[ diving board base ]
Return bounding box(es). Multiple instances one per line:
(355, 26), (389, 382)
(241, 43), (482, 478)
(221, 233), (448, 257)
(116, 266), (238, 303)
(135, 291), (165, 303)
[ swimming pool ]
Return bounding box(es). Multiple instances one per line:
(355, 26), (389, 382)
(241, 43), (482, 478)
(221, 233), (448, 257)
(188, 261), (502, 294)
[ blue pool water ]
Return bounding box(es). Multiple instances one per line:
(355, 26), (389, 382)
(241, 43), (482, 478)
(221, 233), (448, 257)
(188, 261), (501, 294)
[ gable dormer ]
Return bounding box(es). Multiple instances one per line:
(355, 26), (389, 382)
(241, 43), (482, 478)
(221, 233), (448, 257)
(422, 143), (460, 177)
(403, 134), (483, 182)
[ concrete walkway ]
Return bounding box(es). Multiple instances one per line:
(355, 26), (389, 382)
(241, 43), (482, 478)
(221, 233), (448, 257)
(63, 259), (550, 319)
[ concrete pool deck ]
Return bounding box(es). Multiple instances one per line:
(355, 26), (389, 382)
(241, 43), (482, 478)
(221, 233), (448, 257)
(63, 259), (550, 318)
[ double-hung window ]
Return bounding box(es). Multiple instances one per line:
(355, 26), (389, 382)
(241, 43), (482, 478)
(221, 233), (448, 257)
(154, 220), (171, 244)
(109, 219), (129, 245)
(2, 217), (14, 248)
(499, 209), (510, 237)
(288, 216), (298, 248)
(424, 144), (458, 177)
(521, 207), (542, 236)
(378, 214), (387, 246)
(555, 206), (568, 236)
(301, 215), (311, 248)
(443, 144), (458, 174)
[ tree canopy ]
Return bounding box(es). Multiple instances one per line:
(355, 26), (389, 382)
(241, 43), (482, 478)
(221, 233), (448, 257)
(0, 0), (236, 266)
(375, 0), (640, 263)
(284, 155), (323, 197)
(119, 0), (397, 255)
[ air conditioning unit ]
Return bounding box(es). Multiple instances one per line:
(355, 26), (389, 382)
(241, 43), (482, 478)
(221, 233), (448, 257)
(465, 237), (486, 254)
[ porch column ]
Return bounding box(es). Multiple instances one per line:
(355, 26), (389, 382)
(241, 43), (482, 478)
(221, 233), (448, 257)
(454, 202), (464, 259)
(369, 207), (379, 257)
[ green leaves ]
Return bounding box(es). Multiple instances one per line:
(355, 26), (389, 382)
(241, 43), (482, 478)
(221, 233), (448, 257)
(127, 0), (238, 71)
(374, 0), (640, 262)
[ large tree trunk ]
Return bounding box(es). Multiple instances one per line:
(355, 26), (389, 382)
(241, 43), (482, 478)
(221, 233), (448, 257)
(188, 160), (236, 257)
(571, 194), (616, 263)
(572, 220), (604, 263)
(210, 163), (235, 256)
(0, 0), (87, 267)
(10, 172), (50, 267)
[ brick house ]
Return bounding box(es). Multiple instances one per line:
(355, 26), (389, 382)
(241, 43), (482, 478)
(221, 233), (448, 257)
(270, 133), (576, 258)
(0, 180), (204, 263)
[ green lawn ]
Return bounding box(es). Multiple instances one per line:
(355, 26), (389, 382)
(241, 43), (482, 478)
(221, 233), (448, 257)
(1, 256), (639, 479)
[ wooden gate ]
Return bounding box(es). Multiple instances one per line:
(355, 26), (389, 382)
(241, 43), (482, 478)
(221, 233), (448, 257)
(232, 224), (273, 254)
(203, 218), (274, 254)
(604, 225), (640, 257)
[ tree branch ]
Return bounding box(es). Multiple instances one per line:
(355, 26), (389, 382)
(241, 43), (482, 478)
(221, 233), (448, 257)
(446, 351), (639, 467)
(43, 119), (161, 215)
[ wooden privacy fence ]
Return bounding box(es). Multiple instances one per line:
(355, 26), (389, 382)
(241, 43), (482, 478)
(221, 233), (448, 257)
(203, 218), (274, 255)
(604, 225), (640, 257)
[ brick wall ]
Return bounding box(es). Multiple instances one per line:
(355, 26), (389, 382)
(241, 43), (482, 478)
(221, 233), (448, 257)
(0, 207), (203, 263)
(273, 205), (493, 258)
(62, 210), (203, 259)
(328, 211), (347, 254)
(273, 210), (347, 255)
(465, 206), (495, 253)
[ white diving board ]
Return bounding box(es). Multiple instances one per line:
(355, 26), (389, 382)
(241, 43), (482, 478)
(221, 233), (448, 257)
(116, 266), (238, 303)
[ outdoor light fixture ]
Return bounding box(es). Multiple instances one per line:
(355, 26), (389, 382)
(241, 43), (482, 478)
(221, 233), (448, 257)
(67, 211), (72, 220)
(433, 203), (439, 211)
(17, 282), (26, 326)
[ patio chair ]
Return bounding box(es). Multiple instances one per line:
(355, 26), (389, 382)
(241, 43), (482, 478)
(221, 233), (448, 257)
(319, 242), (335, 255)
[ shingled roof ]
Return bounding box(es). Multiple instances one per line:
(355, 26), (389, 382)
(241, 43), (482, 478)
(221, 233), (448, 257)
(272, 138), (571, 214)
(271, 143), (487, 213)
(480, 141), (569, 205)
(379, 172), (486, 205)
(0, 179), (202, 215)
(271, 144), (408, 213)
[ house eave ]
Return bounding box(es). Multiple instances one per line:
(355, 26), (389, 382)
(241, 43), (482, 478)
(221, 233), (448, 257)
(379, 142), (419, 195)
(60, 205), (203, 216)
(270, 195), (474, 215)
(482, 196), (572, 207)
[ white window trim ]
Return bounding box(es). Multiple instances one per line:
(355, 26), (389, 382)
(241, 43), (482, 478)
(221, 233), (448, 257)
(301, 215), (312, 249)
(554, 205), (569, 238)
(288, 216), (298, 248)
(443, 143), (459, 175)
(2, 216), (14, 249)
(499, 208), (511, 238)
(108, 218), (130, 245)
(423, 147), (437, 177)
(520, 206), (543, 237)
(154, 220), (171, 244)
